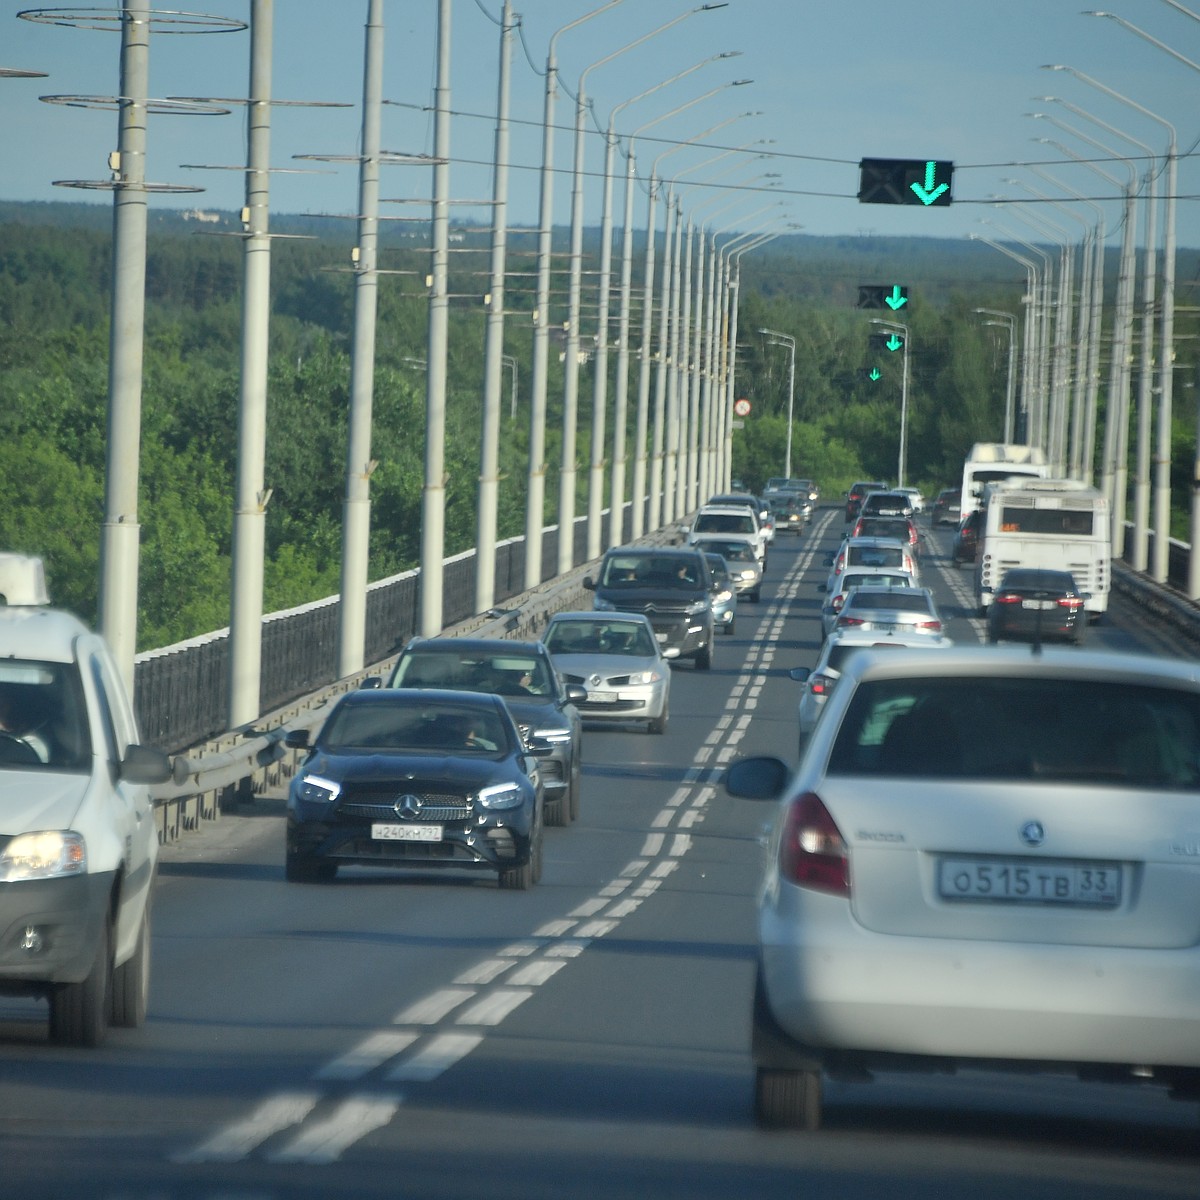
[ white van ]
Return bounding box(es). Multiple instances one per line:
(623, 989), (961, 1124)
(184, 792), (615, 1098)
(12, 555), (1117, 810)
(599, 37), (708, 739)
(0, 604), (171, 1045)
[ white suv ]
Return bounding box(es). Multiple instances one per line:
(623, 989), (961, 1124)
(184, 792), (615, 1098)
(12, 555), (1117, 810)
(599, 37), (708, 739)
(689, 505), (770, 566)
(0, 604), (170, 1045)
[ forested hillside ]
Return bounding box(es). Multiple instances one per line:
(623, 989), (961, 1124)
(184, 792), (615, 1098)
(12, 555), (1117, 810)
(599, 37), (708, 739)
(1, 201), (1196, 648)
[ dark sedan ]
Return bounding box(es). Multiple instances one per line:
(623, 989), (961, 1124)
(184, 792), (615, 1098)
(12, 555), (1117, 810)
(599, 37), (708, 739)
(385, 637), (585, 827)
(986, 568), (1089, 645)
(284, 689), (543, 888)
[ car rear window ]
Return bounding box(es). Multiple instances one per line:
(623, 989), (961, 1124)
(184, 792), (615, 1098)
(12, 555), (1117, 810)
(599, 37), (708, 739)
(843, 592), (933, 613)
(848, 546), (904, 568)
(827, 676), (1200, 786)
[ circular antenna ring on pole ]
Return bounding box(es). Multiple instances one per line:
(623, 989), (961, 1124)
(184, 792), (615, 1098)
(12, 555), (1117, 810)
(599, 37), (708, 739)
(18, 8), (246, 35)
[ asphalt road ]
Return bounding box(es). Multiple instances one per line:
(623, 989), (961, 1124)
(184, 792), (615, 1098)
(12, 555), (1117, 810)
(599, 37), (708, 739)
(1, 510), (1197, 1199)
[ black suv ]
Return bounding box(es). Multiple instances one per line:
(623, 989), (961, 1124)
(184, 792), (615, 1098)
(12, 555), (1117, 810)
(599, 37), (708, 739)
(385, 638), (585, 827)
(584, 546), (718, 670)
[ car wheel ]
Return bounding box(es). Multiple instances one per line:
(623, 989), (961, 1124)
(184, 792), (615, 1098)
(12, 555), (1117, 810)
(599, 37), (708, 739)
(724, 617), (736, 636)
(285, 850), (337, 883)
(50, 916), (111, 1048)
(694, 641), (713, 670)
(755, 1067), (823, 1131)
(986, 631), (999, 645)
(110, 906), (150, 1028)
(648, 701), (668, 735)
(499, 815), (540, 890)
(751, 589), (761, 603)
(1073, 625), (1088, 647)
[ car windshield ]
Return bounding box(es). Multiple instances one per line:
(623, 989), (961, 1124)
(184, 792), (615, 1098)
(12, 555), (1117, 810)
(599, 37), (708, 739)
(392, 651), (551, 697)
(600, 555), (701, 589)
(828, 676), (1200, 786)
(0, 660), (91, 771)
(320, 701), (509, 755)
(699, 540), (755, 563)
(545, 620), (656, 657)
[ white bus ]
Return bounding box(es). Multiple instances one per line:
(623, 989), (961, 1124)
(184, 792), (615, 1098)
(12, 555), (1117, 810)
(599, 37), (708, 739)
(960, 443), (1049, 516)
(976, 479), (1110, 617)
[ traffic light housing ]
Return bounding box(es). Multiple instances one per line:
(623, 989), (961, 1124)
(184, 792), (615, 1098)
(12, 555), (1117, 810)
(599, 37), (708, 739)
(858, 284), (909, 310)
(858, 158), (953, 207)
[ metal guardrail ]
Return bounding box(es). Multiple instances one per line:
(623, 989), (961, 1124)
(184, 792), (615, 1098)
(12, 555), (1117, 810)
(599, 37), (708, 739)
(148, 526), (680, 845)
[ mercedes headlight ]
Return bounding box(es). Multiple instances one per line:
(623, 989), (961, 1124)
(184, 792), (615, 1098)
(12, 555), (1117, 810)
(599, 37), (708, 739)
(477, 782), (525, 810)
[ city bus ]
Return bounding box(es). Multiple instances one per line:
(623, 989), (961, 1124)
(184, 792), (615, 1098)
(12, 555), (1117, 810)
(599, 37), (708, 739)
(960, 442), (1049, 516)
(975, 479), (1110, 617)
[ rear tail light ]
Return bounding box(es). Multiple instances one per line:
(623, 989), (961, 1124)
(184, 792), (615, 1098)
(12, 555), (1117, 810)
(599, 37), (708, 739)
(779, 792), (850, 896)
(916, 620), (942, 631)
(1057, 596), (1084, 610)
(837, 616), (865, 627)
(995, 592), (1023, 605)
(831, 594), (846, 612)
(809, 673), (833, 697)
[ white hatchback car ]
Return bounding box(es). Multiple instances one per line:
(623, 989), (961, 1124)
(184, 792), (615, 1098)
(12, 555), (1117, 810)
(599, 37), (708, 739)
(729, 646), (1200, 1131)
(0, 605), (170, 1046)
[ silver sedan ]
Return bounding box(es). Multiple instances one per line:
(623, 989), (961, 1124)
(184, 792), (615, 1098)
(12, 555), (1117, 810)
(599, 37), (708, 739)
(543, 611), (671, 734)
(727, 646), (1200, 1131)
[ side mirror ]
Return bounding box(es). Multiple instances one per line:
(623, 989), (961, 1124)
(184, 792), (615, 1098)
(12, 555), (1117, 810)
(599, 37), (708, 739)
(724, 755), (790, 801)
(121, 743), (172, 785)
(582, 576), (595, 591)
(359, 676), (383, 690)
(788, 667), (812, 683)
(564, 683), (588, 704)
(284, 729), (311, 750)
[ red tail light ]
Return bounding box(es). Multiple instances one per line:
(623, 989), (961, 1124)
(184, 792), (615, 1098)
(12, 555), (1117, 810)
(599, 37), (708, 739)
(779, 792), (850, 896)
(995, 592), (1023, 605)
(809, 673), (833, 697)
(916, 620), (942, 631)
(831, 594), (846, 612)
(1057, 596), (1084, 610)
(837, 616), (865, 627)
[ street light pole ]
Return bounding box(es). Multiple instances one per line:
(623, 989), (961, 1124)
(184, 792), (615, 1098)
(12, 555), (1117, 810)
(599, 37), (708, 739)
(758, 328), (795, 478)
(524, 0), (624, 591)
(973, 309), (1017, 443)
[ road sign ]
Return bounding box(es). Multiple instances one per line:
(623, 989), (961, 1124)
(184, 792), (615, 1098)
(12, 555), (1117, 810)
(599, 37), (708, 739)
(733, 398), (752, 416)
(858, 158), (953, 207)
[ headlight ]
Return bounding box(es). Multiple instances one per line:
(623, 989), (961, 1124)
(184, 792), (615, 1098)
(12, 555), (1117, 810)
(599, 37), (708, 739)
(1, 831), (86, 881)
(738, 569), (757, 582)
(630, 670), (664, 685)
(593, 596), (617, 611)
(295, 774), (342, 805)
(532, 727), (572, 745)
(715, 588), (733, 603)
(477, 782), (524, 810)
(686, 599), (708, 616)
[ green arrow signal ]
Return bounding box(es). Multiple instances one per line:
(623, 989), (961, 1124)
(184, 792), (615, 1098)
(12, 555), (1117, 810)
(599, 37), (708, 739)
(869, 367), (881, 381)
(885, 285), (908, 310)
(886, 334), (903, 352)
(910, 161), (949, 206)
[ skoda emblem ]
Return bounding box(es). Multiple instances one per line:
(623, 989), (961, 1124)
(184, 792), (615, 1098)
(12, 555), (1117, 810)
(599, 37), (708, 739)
(1019, 820), (1045, 847)
(395, 793), (422, 819)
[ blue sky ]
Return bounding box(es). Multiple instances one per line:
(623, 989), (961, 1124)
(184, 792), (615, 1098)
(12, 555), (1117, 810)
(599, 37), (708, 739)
(2, 1), (1199, 249)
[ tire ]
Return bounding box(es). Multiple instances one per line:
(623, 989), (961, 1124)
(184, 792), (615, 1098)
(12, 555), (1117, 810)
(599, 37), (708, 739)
(1073, 624), (1088, 647)
(499, 811), (541, 890)
(754, 1066), (823, 1131)
(50, 916), (111, 1048)
(724, 617), (735, 636)
(109, 906), (150, 1029)
(648, 700), (668, 735)
(285, 851), (337, 883)
(694, 641), (712, 670)
(751, 590), (761, 603)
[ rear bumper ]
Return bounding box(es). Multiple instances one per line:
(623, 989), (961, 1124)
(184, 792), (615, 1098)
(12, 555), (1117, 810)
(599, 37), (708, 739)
(759, 900), (1200, 1069)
